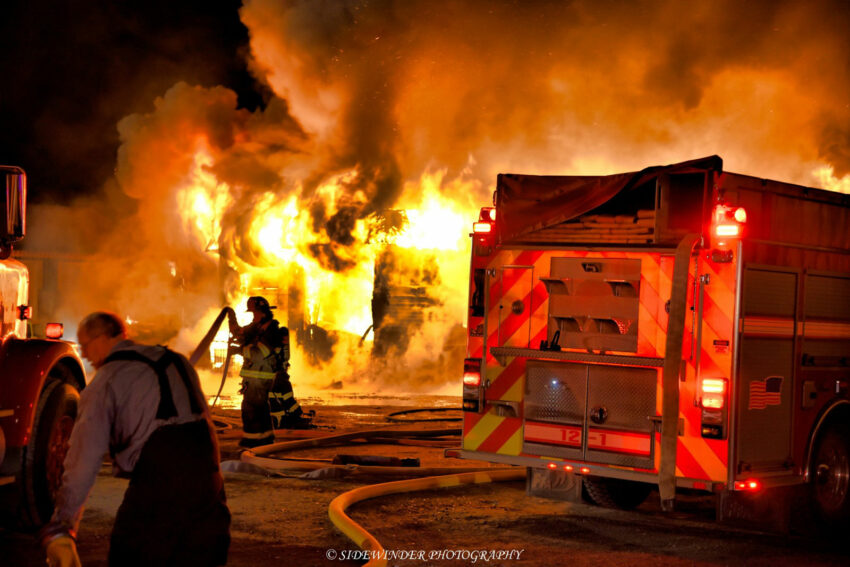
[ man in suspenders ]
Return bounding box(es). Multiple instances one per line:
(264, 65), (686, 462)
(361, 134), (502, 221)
(41, 312), (230, 567)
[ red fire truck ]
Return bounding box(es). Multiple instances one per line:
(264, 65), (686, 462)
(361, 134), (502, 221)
(460, 156), (850, 530)
(0, 166), (86, 528)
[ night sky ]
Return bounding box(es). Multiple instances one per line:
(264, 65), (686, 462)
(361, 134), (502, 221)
(0, 0), (264, 204)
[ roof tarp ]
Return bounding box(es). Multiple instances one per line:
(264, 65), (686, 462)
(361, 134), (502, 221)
(495, 155), (722, 243)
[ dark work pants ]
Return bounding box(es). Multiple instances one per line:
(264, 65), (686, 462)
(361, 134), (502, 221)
(109, 420), (231, 567)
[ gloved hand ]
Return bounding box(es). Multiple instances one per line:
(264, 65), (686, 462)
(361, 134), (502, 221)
(45, 535), (81, 567)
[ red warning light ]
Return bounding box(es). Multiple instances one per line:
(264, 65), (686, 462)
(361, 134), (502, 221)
(733, 479), (762, 491)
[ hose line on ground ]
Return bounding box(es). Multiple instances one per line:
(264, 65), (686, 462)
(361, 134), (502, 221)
(385, 408), (462, 423)
(238, 428), (503, 477)
(328, 468), (526, 567)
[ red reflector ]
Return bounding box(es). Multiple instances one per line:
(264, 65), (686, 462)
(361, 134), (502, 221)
(462, 372), (481, 387)
(18, 305), (32, 320)
(472, 221), (493, 234)
(46, 323), (64, 339)
(734, 479), (762, 491)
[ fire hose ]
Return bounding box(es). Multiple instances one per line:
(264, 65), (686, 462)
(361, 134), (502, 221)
(328, 469), (525, 567)
(191, 308), (523, 561)
(239, 429), (504, 477)
(236, 428), (525, 566)
(189, 306), (238, 408)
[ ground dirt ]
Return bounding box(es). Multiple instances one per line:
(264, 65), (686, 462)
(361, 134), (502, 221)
(2, 401), (849, 567)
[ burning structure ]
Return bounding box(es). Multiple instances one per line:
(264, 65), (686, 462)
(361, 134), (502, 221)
(13, 0), (850, 397)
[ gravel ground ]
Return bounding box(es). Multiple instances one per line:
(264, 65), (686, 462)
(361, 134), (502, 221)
(2, 403), (849, 567)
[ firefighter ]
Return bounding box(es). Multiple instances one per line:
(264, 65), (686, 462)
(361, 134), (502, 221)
(41, 312), (230, 567)
(231, 296), (307, 448)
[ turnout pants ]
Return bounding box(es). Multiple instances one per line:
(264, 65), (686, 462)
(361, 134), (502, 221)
(240, 376), (275, 446)
(269, 371), (304, 428)
(109, 420), (231, 567)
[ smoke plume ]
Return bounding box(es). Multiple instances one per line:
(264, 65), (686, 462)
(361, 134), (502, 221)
(21, 0), (850, 394)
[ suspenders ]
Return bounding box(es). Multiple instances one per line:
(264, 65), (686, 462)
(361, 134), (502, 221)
(104, 348), (203, 419)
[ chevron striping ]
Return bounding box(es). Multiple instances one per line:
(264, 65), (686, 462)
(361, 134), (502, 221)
(485, 356), (525, 401)
(477, 417), (523, 454)
(679, 432), (727, 481)
(675, 438), (709, 479)
(464, 411), (507, 451)
(498, 426), (525, 456)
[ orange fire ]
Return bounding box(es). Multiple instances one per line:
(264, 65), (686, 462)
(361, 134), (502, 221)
(82, 2), (850, 402)
(174, 145), (478, 397)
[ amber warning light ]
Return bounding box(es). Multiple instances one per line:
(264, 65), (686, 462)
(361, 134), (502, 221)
(46, 323), (64, 339)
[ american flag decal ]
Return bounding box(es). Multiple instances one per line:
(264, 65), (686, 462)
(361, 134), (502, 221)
(748, 376), (783, 410)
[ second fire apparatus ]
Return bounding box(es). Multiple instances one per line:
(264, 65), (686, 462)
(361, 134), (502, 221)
(460, 156), (850, 530)
(0, 166), (87, 528)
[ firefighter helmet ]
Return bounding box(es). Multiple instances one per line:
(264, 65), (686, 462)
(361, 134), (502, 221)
(246, 296), (275, 313)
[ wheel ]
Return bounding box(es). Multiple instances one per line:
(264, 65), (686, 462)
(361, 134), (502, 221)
(811, 423), (850, 527)
(583, 476), (653, 510)
(20, 377), (80, 528)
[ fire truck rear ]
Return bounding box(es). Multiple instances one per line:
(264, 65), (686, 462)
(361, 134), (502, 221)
(460, 156), (850, 530)
(0, 166), (86, 529)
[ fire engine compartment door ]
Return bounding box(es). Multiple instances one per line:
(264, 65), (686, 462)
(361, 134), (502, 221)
(736, 267), (797, 473)
(493, 266), (534, 348)
(523, 360), (657, 468)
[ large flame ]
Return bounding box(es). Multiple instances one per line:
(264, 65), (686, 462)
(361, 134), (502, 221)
(172, 142), (478, 396)
(44, 1), (850, 402)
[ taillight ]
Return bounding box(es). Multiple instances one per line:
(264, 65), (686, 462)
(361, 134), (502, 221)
(734, 479), (762, 491)
(700, 378), (727, 409)
(700, 377), (728, 440)
(462, 358), (484, 412)
(463, 359), (481, 387)
(46, 323), (64, 339)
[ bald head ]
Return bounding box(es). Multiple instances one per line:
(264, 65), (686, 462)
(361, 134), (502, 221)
(77, 312), (128, 369)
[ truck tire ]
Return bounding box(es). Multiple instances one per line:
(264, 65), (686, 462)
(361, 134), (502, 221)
(20, 377), (79, 528)
(583, 476), (653, 510)
(811, 422), (850, 528)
